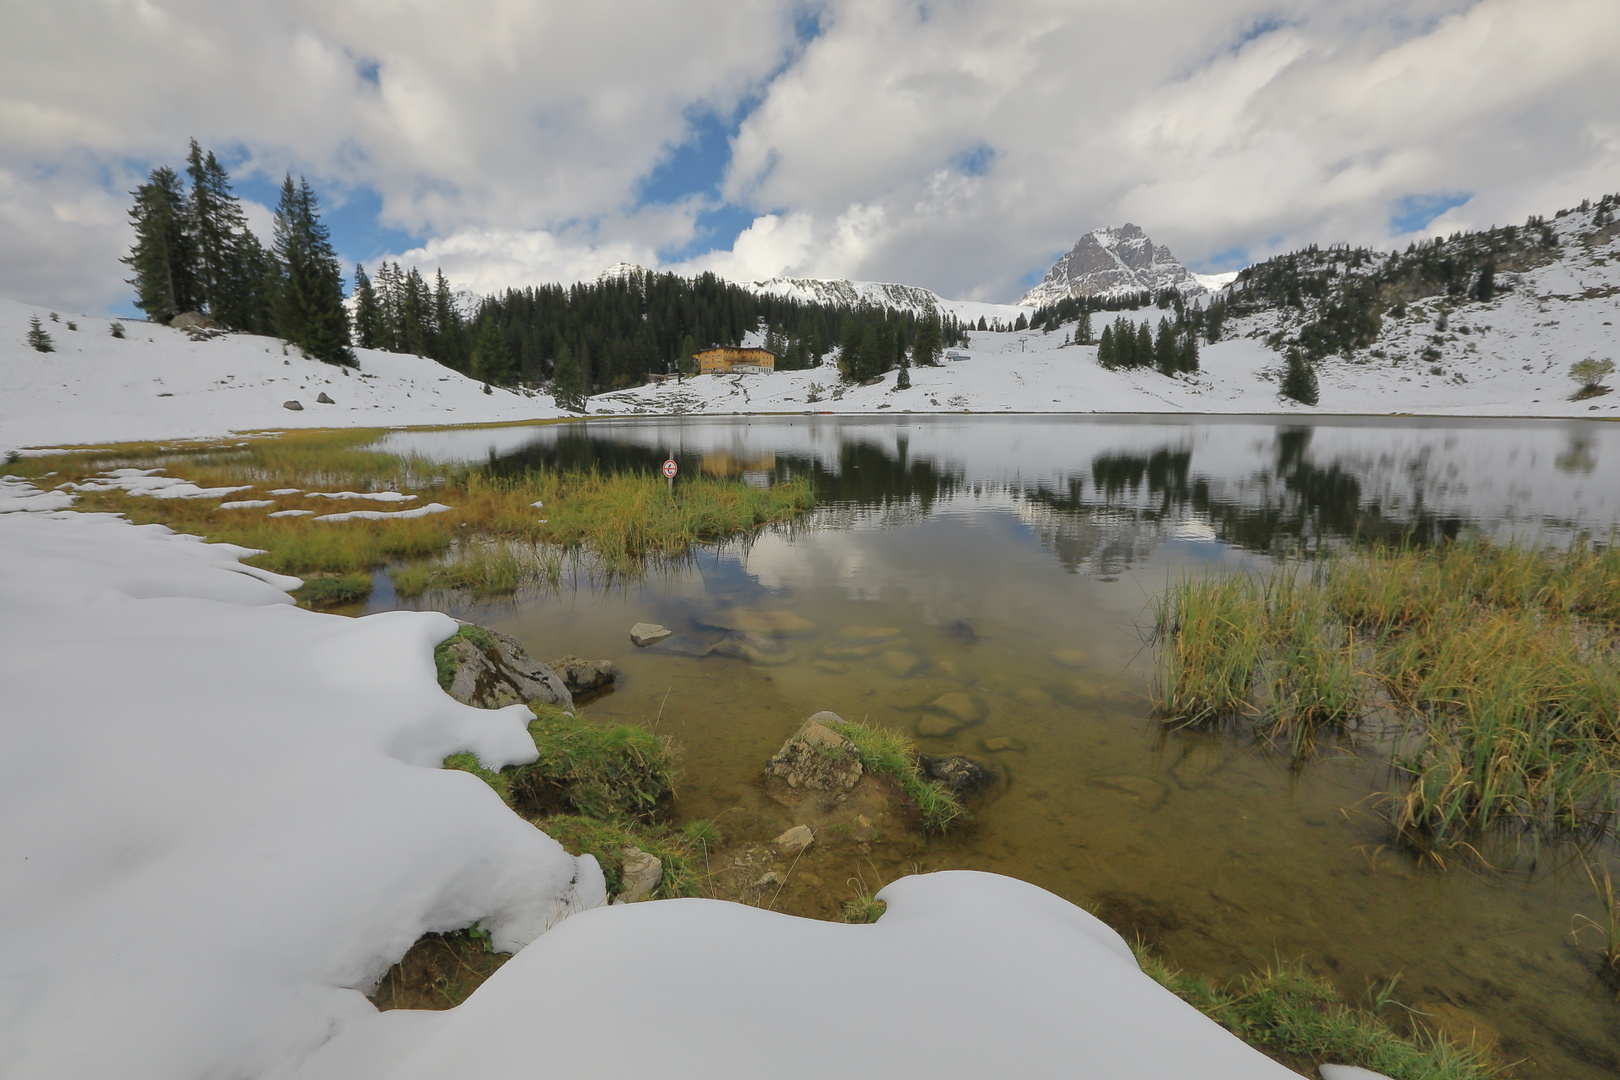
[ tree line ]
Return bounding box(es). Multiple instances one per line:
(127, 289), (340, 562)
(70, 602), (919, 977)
(124, 141), (353, 365)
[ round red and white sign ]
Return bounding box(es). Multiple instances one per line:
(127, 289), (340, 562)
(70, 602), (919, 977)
(662, 458), (678, 479)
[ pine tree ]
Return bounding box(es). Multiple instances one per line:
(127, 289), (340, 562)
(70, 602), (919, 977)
(1280, 347), (1319, 405)
(1155, 317), (1178, 376)
(270, 175), (353, 366)
(352, 265), (381, 349)
(185, 140), (256, 326)
(679, 333), (697, 380)
(857, 323), (884, 381)
(27, 315), (54, 353)
(578, 339), (593, 401)
(1475, 260), (1496, 302)
(552, 341), (583, 410)
(838, 320), (863, 379)
(123, 165), (196, 324)
(1014, 312), (1028, 331)
(1075, 309), (1091, 345)
(471, 318), (513, 385)
(1136, 321), (1153, 368)
(976, 315), (987, 332)
(431, 270), (461, 366)
(896, 342), (912, 389)
(1097, 323), (1116, 369)
(1180, 328), (1199, 373)
(912, 315), (942, 366)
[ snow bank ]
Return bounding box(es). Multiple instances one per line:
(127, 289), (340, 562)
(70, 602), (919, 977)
(299, 871), (1301, 1080)
(0, 296), (565, 453)
(0, 488), (603, 1080)
(312, 502), (454, 522)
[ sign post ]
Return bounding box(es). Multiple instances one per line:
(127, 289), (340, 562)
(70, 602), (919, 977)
(662, 454), (678, 496)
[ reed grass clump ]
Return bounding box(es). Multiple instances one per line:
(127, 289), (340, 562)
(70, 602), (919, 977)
(291, 571), (372, 608)
(531, 813), (711, 900)
(823, 718), (968, 834)
(1153, 537), (1620, 851)
(1132, 947), (1495, 1080)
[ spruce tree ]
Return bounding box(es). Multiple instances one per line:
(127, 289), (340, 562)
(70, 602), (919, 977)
(679, 333), (697, 380)
(896, 344), (912, 389)
(912, 315), (941, 366)
(553, 342), (583, 409)
(1075, 309), (1091, 345)
(471, 318), (513, 385)
(1155, 317), (1178, 376)
(1135, 321), (1153, 369)
(1475, 260), (1496, 302)
(857, 323), (884, 381)
(1097, 323), (1115, 369)
(270, 175), (353, 366)
(123, 165), (196, 324)
(27, 315), (54, 353)
(185, 140), (255, 326)
(1280, 347), (1319, 405)
(352, 264), (381, 349)
(1180, 328), (1199, 373)
(432, 270), (459, 365)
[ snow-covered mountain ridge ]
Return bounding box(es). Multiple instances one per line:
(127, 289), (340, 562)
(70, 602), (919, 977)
(1020, 224), (1210, 307)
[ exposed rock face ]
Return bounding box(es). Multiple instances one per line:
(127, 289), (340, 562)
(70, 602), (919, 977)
(316, 392), (335, 404)
(440, 624), (573, 711)
(548, 655), (618, 697)
(1019, 224), (1205, 306)
(282, 400), (304, 411)
(766, 719), (864, 792)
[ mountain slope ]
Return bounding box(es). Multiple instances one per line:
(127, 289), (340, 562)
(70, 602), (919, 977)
(744, 276), (1030, 325)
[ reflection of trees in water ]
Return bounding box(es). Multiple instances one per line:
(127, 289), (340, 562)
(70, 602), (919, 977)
(479, 426), (963, 514)
(1021, 427), (1469, 569)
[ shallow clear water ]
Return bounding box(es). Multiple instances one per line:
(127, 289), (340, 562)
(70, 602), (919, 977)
(373, 415), (1620, 1078)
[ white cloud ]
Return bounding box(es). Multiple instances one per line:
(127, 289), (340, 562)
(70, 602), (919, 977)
(3, 0), (1618, 311)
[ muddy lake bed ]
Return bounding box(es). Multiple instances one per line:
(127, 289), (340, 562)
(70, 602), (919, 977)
(363, 414), (1620, 1078)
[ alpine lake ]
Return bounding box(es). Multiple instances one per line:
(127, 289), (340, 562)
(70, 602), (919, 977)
(365, 414), (1620, 1079)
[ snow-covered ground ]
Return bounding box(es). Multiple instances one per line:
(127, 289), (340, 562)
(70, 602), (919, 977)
(0, 477), (1314, 1080)
(0, 297), (565, 453)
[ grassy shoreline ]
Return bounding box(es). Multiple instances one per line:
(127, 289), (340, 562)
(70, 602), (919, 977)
(6, 428), (816, 595)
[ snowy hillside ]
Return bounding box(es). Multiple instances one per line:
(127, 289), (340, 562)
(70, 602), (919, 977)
(0, 298), (564, 453)
(1020, 224), (1209, 307)
(745, 275), (1030, 325)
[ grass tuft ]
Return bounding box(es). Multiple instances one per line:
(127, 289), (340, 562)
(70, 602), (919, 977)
(1133, 946), (1496, 1080)
(291, 571), (372, 608)
(824, 718), (968, 834)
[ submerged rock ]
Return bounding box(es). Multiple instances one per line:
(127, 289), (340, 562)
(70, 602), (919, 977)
(549, 655), (618, 697)
(979, 736), (1028, 754)
(440, 623), (573, 711)
(1050, 648), (1089, 668)
(1090, 774), (1167, 810)
(656, 633), (715, 658)
(700, 608), (816, 635)
(927, 692), (986, 726)
(714, 632), (796, 666)
(880, 650), (923, 678)
(766, 719), (863, 792)
(774, 825), (815, 854)
(916, 714), (964, 738)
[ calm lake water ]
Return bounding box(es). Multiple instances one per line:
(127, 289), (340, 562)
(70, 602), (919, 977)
(371, 415), (1620, 1079)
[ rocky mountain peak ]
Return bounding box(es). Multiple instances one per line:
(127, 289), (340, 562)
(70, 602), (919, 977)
(1019, 224), (1204, 306)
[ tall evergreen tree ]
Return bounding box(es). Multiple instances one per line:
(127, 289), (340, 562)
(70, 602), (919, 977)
(1097, 322), (1116, 369)
(471, 318), (513, 385)
(352, 264), (381, 349)
(552, 341), (583, 409)
(432, 270), (460, 364)
(678, 333), (697, 380)
(123, 166), (196, 324)
(1135, 320), (1153, 367)
(1180, 328), (1199, 373)
(185, 140), (249, 324)
(896, 345), (912, 389)
(912, 315), (942, 366)
(1075, 309), (1092, 345)
(1155, 317), (1178, 376)
(271, 175), (353, 366)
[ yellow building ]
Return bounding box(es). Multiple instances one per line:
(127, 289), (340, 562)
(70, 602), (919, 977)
(695, 346), (776, 375)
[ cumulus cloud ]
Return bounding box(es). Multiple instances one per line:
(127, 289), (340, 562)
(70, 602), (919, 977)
(3, 0), (1618, 311)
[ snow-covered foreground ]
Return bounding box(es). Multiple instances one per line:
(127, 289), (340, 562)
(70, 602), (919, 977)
(0, 477), (1314, 1080)
(0, 296), (565, 453)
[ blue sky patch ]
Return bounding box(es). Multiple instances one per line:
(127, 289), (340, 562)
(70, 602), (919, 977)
(955, 145), (994, 177)
(1192, 246), (1250, 273)
(1389, 192), (1472, 235)
(230, 173), (426, 274)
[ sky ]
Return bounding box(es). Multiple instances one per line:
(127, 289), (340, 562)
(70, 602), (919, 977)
(3, 0), (1618, 316)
